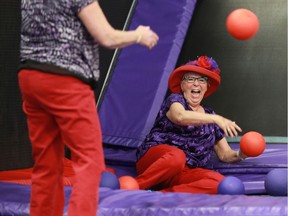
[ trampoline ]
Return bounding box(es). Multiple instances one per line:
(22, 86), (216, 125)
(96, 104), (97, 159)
(0, 143), (287, 216)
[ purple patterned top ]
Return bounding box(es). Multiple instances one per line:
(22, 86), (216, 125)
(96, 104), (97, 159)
(137, 93), (224, 168)
(20, 0), (100, 85)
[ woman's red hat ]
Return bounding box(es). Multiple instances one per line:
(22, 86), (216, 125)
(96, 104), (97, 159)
(168, 56), (221, 98)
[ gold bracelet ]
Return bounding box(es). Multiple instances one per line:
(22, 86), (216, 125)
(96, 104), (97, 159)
(136, 32), (142, 43)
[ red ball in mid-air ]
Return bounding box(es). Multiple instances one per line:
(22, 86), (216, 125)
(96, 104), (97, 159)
(240, 131), (266, 157)
(118, 176), (140, 190)
(226, 8), (259, 40)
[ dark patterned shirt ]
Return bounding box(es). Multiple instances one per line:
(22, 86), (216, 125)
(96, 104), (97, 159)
(20, 0), (100, 85)
(136, 93), (224, 168)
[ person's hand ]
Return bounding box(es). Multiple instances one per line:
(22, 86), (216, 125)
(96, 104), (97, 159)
(135, 26), (159, 49)
(237, 149), (248, 160)
(213, 115), (242, 137)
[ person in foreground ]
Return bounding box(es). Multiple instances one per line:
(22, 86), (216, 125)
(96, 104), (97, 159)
(18, 1), (159, 216)
(136, 56), (247, 194)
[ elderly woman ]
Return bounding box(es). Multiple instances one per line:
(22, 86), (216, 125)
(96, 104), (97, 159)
(136, 56), (247, 194)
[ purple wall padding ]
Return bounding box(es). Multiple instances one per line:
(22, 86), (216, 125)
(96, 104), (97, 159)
(98, 0), (197, 148)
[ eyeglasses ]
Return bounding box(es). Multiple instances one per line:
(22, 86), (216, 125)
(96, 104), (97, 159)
(182, 76), (208, 84)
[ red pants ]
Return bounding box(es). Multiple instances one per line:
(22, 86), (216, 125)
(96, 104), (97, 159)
(18, 70), (105, 216)
(136, 144), (224, 194)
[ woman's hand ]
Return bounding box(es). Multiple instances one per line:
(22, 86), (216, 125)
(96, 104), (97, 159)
(213, 115), (242, 137)
(214, 138), (248, 163)
(135, 26), (159, 49)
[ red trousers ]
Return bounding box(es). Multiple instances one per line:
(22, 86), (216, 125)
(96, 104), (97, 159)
(136, 144), (224, 194)
(18, 70), (105, 216)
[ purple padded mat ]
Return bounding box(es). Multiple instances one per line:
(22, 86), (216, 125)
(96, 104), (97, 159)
(99, 0), (197, 148)
(0, 182), (287, 216)
(0, 143), (287, 216)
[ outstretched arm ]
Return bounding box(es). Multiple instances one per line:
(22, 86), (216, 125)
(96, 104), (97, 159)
(214, 138), (248, 163)
(78, 1), (159, 49)
(166, 102), (242, 137)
